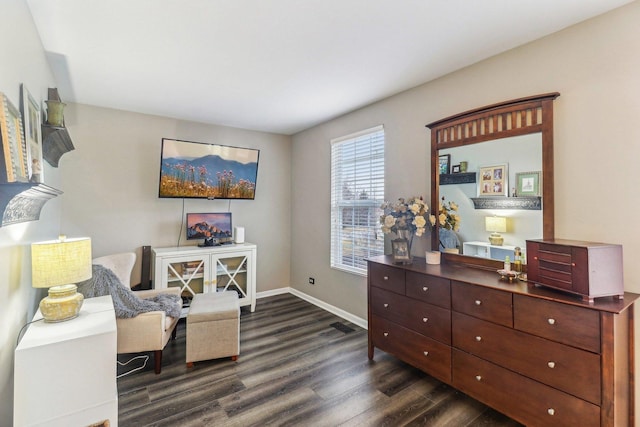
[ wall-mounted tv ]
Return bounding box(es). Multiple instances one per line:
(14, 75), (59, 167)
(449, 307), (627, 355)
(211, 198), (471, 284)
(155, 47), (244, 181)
(186, 212), (233, 245)
(159, 138), (259, 199)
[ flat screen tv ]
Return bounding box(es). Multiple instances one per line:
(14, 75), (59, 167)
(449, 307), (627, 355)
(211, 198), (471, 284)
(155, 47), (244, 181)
(186, 212), (233, 245)
(159, 138), (259, 199)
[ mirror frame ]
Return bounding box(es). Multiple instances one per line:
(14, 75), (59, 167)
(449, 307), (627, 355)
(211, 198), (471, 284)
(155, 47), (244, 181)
(426, 92), (560, 269)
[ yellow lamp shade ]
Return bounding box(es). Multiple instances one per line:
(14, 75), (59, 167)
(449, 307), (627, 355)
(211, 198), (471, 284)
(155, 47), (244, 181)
(31, 237), (92, 288)
(485, 216), (507, 233)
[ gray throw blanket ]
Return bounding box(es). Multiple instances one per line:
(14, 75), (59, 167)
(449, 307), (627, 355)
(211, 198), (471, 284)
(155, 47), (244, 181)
(77, 264), (182, 319)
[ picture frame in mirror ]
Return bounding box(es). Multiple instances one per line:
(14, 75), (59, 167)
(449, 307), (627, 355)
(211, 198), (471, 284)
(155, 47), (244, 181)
(478, 164), (508, 197)
(438, 154), (450, 175)
(516, 171), (541, 196)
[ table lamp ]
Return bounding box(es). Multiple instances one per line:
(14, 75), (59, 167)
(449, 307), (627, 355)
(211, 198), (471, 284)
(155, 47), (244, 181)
(31, 236), (92, 322)
(485, 216), (507, 246)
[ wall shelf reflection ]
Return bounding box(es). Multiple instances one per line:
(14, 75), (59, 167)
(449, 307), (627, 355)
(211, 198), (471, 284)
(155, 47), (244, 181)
(440, 172), (476, 185)
(471, 196), (541, 210)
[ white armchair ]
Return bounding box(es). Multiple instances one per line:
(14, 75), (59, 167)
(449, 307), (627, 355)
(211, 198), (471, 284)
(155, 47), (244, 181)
(92, 252), (181, 374)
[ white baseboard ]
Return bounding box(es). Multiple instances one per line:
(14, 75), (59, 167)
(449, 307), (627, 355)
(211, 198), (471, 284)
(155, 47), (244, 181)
(256, 287), (368, 330)
(256, 287), (290, 298)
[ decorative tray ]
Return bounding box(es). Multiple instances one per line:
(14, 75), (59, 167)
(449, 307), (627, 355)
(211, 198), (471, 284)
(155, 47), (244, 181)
(497, 269), (519, 281)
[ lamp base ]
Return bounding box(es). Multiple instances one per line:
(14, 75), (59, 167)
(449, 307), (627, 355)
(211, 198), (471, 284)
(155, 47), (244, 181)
(39, 284), (84, 322)
(488, 233), (504, 246)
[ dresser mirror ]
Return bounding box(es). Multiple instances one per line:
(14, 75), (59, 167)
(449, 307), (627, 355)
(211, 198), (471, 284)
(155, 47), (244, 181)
(426, 93), (560, 268)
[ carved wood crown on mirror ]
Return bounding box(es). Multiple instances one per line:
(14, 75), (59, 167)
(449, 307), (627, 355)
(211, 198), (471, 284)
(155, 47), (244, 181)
(426, 93), (560, 270)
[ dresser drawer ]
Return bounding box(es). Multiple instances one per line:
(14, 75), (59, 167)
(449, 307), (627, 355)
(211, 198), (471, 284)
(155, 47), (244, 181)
(452, 281), (513, 327)
(406, 272), (451, 309)
(370, 286), (408, 322)
(452, 350), (600, 427)
(371, 287), (451, 344)
(371, 316), (451, 383)
(514, 295), (600, 353)
(369, 263), (405, 294)
(452, 312), (601, 405)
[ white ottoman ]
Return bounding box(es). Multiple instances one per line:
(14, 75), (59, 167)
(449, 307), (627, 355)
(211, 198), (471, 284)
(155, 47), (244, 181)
(186, 291), (240, 367)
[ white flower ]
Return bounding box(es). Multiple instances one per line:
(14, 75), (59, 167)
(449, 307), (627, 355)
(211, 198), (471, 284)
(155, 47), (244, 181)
(413, 215), (426, 228)
(410, 203), (421, 215)
(415, 227), (424, 237)
(383, 215), (396, 228)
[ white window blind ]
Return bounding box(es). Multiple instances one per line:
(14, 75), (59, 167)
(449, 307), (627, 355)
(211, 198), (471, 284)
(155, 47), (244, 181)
(331, 125), (385, 275)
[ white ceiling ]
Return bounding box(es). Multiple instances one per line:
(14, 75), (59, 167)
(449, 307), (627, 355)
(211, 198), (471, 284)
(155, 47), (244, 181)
(27, 0), (632, 135)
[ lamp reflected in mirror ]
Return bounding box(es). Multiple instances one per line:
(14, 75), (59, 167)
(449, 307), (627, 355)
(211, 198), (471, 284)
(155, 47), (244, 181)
(485, 216), (507, 246)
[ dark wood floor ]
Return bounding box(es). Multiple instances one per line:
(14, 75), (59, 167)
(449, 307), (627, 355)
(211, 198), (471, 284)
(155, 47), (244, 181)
(117, 293), (523, 426)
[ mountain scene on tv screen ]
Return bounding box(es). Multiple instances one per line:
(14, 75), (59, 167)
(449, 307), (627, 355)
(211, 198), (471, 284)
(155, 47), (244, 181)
(160, 154), (258, 199)
(187, 221), (233, 240)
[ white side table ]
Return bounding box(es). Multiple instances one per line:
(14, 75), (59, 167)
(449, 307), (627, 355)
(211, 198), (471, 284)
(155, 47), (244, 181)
(462, 241), (516, 261)
(14, 295), (118, 427)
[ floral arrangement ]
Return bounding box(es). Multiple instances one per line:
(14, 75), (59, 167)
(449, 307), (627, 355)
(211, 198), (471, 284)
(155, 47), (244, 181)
(431, 196), (461, 231)
(380, 197), (430, 237)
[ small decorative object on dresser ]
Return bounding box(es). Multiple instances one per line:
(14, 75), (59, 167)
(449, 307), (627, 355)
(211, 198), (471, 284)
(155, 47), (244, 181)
(425, 250), (441, 265)
(391, 232), (412, 264)
(526, 238), (624, 302)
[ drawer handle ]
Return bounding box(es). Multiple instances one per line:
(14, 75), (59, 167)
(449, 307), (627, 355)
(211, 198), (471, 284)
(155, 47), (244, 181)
(383, 332), (389, 337)
(548, 318), (556, 325)
(475, 336), (482, 342)
(547, 408), (555, 416)
(534, 256), (539, 260)
(475, 375), (482, 381)
(422, 317), (428, 323)
(422, 286), (429, 292)
(547, 361), (556, 369)
(423, 351), (429, 356)
(383, 303), (389, 308)
(383, 276), (389, 281)
(474, 300), (482, 306)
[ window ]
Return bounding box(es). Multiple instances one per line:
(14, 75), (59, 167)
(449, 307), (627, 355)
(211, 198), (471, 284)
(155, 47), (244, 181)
(330, 125), (385, 275)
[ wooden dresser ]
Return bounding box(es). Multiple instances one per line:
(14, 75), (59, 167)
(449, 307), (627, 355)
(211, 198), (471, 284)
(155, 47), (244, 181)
(367, 255), (638, 427)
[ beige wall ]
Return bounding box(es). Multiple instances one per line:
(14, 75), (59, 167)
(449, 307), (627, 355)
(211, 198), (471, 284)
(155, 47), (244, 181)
(292, 0), (640, 318)
(291, 0), (640, 411)
(60, 103), (292, 292)
(4, 0), (640, 422)
(0, 0), (59, 422)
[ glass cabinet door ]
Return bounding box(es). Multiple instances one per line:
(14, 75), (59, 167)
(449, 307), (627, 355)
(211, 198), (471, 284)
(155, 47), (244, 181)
(214, 254), (250, 300)
(162, 255), (209, 309)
